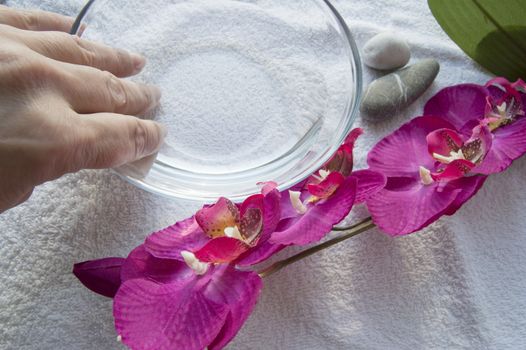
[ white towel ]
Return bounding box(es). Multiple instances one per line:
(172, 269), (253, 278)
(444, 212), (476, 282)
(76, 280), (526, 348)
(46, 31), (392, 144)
(1, 0), (526, 349)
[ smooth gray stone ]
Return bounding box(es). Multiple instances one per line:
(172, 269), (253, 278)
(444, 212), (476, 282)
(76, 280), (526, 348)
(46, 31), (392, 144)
(363, 32), (411, 70)
(360, 59), (440, 122)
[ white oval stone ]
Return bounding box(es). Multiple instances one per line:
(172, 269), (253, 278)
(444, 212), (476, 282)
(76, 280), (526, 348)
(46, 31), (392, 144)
(362, 32), (411, 70)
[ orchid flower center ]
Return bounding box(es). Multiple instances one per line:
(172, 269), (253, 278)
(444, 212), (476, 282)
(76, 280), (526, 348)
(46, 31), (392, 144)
(419, 166), (434, 185)
(487, 99), (524, 131)
(313, 169), (331, 182)
(289, 190), (307, 214)
(224, 226), (243, 240)
(433, 149), (465, 164)
(420, 126), (488, 186)
(181, 251), (209, 275)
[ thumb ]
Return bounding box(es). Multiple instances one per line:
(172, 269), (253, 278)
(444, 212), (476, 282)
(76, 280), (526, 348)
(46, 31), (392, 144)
(74, 112), (167, 170)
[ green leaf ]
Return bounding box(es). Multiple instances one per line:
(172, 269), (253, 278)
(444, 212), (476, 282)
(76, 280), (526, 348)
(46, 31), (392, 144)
(428, 0), (526, 80)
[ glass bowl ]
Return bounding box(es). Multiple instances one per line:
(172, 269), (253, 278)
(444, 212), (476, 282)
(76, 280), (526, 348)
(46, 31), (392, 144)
(72, 0), (362, 202)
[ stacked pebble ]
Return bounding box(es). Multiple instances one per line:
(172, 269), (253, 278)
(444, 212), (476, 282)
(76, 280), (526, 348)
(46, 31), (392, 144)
(360, 32), (440, 122)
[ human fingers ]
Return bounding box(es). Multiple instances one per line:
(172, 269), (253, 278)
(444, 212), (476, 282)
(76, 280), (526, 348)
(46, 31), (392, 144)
(54, 61), (160, 115)
(9, 29), (145, 77)
(68, 112), (166, 170)
(0, 5), (75, 32)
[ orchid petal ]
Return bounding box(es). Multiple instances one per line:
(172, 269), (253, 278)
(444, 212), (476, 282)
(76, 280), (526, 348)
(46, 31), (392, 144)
(426, 128), (463, 158)
(260, 188), (281, 238)
(344, 127), (364, 145)
(145, 217), (209, 261)
(114, 278), (229, 350)
(432, 159), (475, 181)
(205, 265), (263, 350)
(443, 175), (487, 216)
(307, 172), (345, 199)
(423, 84), (489, 131)
(239, 208), (263, 245)
(512, 79), (526, 93)
(367, 116), (457, 177)
(257, 181), (278, 196)
(351, 169), (387, 203)
(73, 257), (124, 298)
(270, 177), (357, 246)
(240, 188), (281, 242)
(487, 77), (523, 104)
(121, 245), (190, 283)
(486, 77), (513, 89)
(366, 177), (460, 236)
(463, 124), (492, 164)
(194, 237), (250, 264)
(235, 240), (285, 267)
(239, 193), (264, 217)
(474, 117), (526, 174)
(324, 128), (363, 176)
(196, 197), (240, 238)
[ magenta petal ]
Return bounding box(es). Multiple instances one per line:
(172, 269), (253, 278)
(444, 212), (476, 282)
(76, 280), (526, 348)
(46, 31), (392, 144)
(368, 116), (456, 177)
(351, 169), (387, 203)
(196, 197), (240, 238)
(424, 84), (489, 130)
(236, 240), (285, 267)
(366, 177), (460, 236)
(194, 237), (250, 263)
(487, 77), (523, 104)
(324, 128), (363, 176)
(270, 177), (357, 246)
(114, 278), (229, 350)
(443, 175), (487, 216)
(344, 127), (364, 145)
(205, 265), (263, 350)
(426, 128), (463, 156)
(432, 159), (475, 181)
(240, 193), (264, 217)
(257, 181), (278, 196)
(145, 217), (210, 260)
(260, 189), (281, 238)
(73, 257), (124, 298)
(464, 124), (492, 164)
(121, 245), (190, 283)
(239, 208), (263, 244)
(307, 172), (345, 199)
(241, 189), (281, 242)
(279, 190), (302, 220)
(474, 117), (526, 174)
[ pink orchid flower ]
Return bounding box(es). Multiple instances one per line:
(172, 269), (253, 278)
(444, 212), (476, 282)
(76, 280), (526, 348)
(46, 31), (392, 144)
(75, 245), (262, 350)
(424, 78), (526, 174)
(226, 129), (385, 266)
(141, 181), (281, 270)
(115, 245), (262, 350)
(266, 129), (386, 247)
(366, 116), (488, 236)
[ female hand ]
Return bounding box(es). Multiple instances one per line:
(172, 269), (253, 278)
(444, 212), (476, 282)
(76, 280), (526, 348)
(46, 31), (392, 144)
(0, 5), (166, 213)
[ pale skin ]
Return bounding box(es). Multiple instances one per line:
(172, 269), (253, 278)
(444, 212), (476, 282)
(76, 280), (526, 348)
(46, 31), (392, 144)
(0, 6), (166, 213)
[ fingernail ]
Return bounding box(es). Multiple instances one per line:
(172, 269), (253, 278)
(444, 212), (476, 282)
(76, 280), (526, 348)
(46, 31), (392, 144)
(78, 23), (88, 36)
(158, 123), (168, 140)
(131, 53), (146, 74)
(145, 85), (162, 112)
(139, 121), (167, 157)
(150, 85), (162, 103)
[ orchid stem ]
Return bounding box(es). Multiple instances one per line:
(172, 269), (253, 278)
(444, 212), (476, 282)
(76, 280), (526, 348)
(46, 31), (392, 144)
(258, 217), (375, 278)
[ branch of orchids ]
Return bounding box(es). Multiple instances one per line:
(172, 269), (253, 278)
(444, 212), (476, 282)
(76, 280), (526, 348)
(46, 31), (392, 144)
(257, 217), (375, 278)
